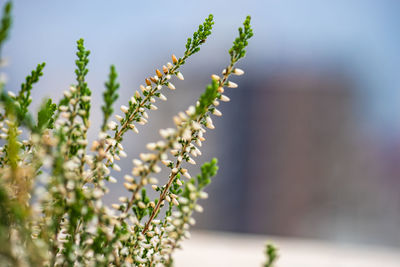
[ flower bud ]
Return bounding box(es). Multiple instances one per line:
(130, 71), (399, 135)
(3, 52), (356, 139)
(172, 54), (178, 64)
(156, 69), (163, 78)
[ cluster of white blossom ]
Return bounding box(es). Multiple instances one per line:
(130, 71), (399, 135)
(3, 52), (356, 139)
(0, 7), (254, 266)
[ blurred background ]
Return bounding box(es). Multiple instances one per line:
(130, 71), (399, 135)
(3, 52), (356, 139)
(3, 0), (400, 248)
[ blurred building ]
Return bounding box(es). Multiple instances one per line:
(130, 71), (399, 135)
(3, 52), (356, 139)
(198, 65), (400, 246)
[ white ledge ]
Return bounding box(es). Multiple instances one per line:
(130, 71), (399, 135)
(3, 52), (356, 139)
(174, 230), (400, 267)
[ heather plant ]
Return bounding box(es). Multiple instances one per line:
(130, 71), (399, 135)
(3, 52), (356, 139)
(0, 2), (267, 266)
(264, 244), (278, 267)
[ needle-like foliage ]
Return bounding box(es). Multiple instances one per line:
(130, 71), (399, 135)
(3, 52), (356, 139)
(0, 5), (265, 266)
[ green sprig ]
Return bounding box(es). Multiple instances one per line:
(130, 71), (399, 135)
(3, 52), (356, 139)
(185, 14), (214, 57)
(0, 88), (34, 129)
(75, 38), (91, 126)
(101, 65), (120, 131)
(264, 244), (278, 267)
(196, 158), (218, 189)
(0, 1), (12, 59)
(36, 99), (56, 131)
(196, 80), (219, 115)
(229, 15), (253, 62)
(17, 62), (46, 122)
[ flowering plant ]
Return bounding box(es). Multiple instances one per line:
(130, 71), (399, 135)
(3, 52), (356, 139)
(0, 2), (263, 266)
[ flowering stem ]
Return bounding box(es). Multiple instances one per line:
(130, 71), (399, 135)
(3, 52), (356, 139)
(141, 60), (238, 235)
(105, 55), (186, 158)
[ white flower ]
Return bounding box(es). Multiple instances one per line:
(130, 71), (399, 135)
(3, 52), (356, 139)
(77, 139), (88, 146)
(195, 204), (203, 213)
(172, 219), (182, 226)
(124, 182), (136, 191)
(59, 105), (68, 112)
(149, 177), (158, 184)
(213, 109), (222, 116)
(227, 81), (238, 88)
(183, 171), (191, 179)
(182, 128), (192, 141)
(63, 90), (71, 98)
(124, 175), (134, 183)
(82, 95), (91, 102)
(211, 74), (220, 81)
(107, 121), (118, 130)
(172, 211), (182, 218)
(120, 105), (129, 114)
(138, 118), (147, 125)
(173, 116), (182, 126)
(199, 191), (208, 199)
(179, 197), (189, 205)
(146, 142), (157, 151)
(112, 204), (121, 210)
(98, 132), (108, 140)
(161, 160), (171, 166)
(120, 247), (129, 256)
(108, 177), (117, 183)
(195, 147), (202, 156)
(159, 129), (170, 138)
(153, 165), (161, 173)
(187, 183), (196, 192)
(220, 95), (230, 102)
(115, 115), (123, 121)
(93, 189), (103, 198)
(133, 159), (142, 166)
(176, 72), (184, 80)
(167, 82), (175, 90)
(119, 197), (128, 203)
(130, 124), (139, 133)
(188, 217), (196, 225)
(138, 202), (146, 209)
(61, 112), (70, 119)
(172, 198), (179, 206)
(159, 93), (167, 101)
(233, 68), (244, 75)
(205, 117), (215, 129)
(186, 105), (195, 116)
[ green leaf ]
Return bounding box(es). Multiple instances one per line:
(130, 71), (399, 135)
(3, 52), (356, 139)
(197, 158), (218, 189)
(36, 98), (56, 131)
(195, 80), (219, 116)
